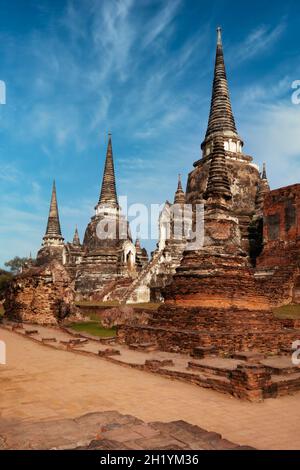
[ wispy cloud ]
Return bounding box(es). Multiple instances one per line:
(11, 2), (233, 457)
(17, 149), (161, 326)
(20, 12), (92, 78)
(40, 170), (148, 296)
(142, 0), (182, 48)
(0, 163), (22, 183)
(238, 76), (291, 106)
(231, 20), (286, 64)
(239, 100), (300, 188)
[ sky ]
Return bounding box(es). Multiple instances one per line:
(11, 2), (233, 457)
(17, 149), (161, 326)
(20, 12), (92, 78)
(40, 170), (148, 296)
(1, 0), (300, 268)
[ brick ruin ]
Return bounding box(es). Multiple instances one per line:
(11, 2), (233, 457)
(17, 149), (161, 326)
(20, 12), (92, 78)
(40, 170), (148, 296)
(255, 184), (300, 306)
(3, 25), (300, 387)
(4, 261), (75, 325)
(3, 135), (145, 323)
(118, 28), (300, 363)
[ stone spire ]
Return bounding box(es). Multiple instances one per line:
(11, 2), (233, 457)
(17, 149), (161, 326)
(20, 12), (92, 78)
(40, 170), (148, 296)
(174, 174), (185, 205)
(256, 163), (270, 213)
(98, 134), (118, 208)
(204, 135), (232, 201)
(262, 163), (267, 181)
(201, 28), (243, 157)
(43, 181), (64, 245)
(73, 226), (80, 246)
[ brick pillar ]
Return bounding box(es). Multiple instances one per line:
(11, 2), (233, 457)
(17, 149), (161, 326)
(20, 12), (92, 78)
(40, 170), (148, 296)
(230, 365), (273, 402)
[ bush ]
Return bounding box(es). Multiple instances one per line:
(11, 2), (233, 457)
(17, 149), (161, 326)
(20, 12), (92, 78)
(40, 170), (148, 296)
(0, 270), (13, 300)
(101, 306), (150, 329)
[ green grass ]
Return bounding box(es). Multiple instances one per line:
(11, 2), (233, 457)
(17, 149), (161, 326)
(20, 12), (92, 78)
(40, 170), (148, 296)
(76, 301), (161, 311)
(70, 321), (116, 338)
(75, 300), (121, 308)
(273, 304), (300, 320)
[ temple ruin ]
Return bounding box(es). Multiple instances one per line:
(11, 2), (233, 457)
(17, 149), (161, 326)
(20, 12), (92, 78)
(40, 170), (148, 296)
(4, 26), (300, 380)
(118, 28), (300, 366)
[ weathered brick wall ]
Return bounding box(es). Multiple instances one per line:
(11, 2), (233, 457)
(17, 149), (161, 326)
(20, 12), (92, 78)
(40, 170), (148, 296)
(118, 307), (299, 356)
(258, 184), (300, 267)
(264, 184), (300, 242)
(255, 184), (300, 305)
(4, 261), (75, 325)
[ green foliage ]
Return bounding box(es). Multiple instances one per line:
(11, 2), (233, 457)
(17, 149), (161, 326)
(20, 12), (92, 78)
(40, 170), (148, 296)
(4, 256), (31, 274)
(273, 304), (300, 319)
(0, 269), (13, 299)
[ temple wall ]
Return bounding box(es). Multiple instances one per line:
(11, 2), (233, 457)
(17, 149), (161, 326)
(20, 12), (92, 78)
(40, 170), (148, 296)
(253, 184), (300, 306)
(258, 184), (300, 268)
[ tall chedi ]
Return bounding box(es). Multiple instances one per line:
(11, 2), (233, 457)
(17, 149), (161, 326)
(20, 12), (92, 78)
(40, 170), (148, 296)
(37, 181), (65, 265)
(119, 28), (275, 358)
(201, 27), (243, 158)
(186, 27), (264, 257)
(75, 134), (138, 299)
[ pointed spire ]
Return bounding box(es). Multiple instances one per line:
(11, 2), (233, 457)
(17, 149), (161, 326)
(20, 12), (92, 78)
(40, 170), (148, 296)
(43, 181), (64, 244)
(73, 226), (80, 246)
(262, 162), (267, 180)
(174, 174), (185, 205)
(177, 173), (183, 191)
(202, 27), (239, 148)
(217, 26), (222, 45)
(256, 165), (270, 213)
(98, 133), (118, 207)
(204, 135), (232, 201)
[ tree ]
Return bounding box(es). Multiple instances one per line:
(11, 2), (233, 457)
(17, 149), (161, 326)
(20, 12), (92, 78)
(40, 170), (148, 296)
(0, 269), (12, 300)
(4, 257), (31, 275)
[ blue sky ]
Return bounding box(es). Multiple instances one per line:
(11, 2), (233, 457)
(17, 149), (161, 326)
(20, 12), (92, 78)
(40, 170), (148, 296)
(1, 0), (300, 267)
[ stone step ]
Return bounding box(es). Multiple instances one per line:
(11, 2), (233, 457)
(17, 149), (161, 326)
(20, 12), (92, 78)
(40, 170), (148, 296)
(232, 351), (265, 363)
(187, 361), (233, 379)
(157, 365), (232, 396)
(128, 342), (158, 352)
(98, 348), (121, 357)
(191, 346), (218, 359)
(25, 329), (38, 336)
(270, 372), (300, 397)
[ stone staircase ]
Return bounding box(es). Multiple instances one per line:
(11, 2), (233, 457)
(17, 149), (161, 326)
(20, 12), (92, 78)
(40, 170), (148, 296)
(103, 278), (134, 302)
(121, 251), (162, 303)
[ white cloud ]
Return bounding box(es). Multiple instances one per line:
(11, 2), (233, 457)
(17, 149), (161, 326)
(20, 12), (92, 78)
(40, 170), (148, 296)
(142, 0), (181, 48)
(230, 20), (286, 64)
(241, 102), (300, 188)
(0, 163), (21, 183)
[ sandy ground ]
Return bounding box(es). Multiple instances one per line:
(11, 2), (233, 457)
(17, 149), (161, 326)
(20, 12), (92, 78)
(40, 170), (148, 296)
(1, 328), (300, 450)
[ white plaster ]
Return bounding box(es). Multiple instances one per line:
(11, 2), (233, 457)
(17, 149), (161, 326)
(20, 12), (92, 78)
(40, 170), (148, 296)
(42, 237), (64, 247)
(0, 341), (6, 365)
(122, 240), (136, 265)
(95, 204), (119, 217)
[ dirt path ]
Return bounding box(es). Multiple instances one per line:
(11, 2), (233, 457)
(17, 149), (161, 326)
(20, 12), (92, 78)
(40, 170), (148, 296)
(1, 328), (300, 450)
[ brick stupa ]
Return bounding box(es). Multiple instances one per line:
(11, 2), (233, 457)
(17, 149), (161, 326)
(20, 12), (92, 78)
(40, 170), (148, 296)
(119, 29), (300, 357)
(75, 134), (138, 299)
